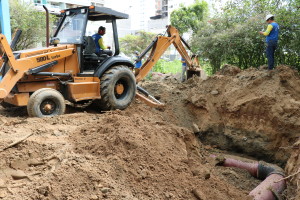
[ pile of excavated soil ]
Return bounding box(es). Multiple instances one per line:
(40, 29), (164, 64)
(0, 107), (256, 200)
(0, 65), (298, 199)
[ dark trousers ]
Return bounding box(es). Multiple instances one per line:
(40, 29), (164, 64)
(96, 50), (112, 56)
(266, 40), (278, 70)
(98, 50), (113, 56)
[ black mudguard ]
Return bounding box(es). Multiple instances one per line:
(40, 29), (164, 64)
(94, 56), (134, 78)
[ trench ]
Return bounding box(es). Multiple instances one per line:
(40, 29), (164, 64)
(195, 127), (288, 167)
(193, 126), (293, 199)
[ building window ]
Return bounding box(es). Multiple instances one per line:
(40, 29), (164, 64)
(34, 0), (47, 4)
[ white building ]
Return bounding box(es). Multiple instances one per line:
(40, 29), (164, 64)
(29, 0), (105, 14)
(105, 0), (155, 32)
(149, 0), (195, 33)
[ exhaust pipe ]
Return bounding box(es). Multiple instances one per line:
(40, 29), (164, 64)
(10, 29), (22, 51)
(43, 5), (50, 47)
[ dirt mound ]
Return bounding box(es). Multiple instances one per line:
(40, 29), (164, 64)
(0, 107), (257, 200)
(216, 64), (241, 76)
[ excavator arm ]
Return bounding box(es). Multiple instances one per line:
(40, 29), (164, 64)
(136, 25), (200, 82)
(135, 25), (201, 107)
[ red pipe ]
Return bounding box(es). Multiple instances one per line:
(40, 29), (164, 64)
(223, 158), (258, 177)
(211, 155), (286, 200)
(249, 173), (286, 200)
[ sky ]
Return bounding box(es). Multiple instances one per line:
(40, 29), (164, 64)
(105, 0), (231, 15)
(105, 0), (137, 13)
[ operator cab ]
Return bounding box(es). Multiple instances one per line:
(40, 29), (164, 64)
(53, 6), (129, 73)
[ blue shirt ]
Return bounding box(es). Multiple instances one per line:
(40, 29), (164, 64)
(181, 58), (187, 67)
(135, 55), (142, 68)
(266, 22), (279, 43)
(92, 33), (102, 53)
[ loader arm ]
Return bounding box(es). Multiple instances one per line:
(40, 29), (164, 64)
(0, 34), (74, 99)
(135, 25), (200, 82)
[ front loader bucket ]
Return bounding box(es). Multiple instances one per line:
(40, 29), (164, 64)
(187, 68), (200, 79)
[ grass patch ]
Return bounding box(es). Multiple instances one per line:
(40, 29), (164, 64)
(153, 59), (182, 74)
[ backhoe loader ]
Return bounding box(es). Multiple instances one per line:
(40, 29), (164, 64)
(0, 6), (201, 117)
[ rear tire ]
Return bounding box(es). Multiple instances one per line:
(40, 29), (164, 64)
(94, 65), (136, 111)
(27, 88), (66, 117)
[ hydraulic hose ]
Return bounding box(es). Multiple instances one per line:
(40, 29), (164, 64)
(136, 85), (163, 105)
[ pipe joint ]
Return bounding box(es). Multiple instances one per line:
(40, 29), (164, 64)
(257, 161), (285, 180)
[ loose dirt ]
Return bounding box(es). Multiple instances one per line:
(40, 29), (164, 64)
(0, 65), (299, 199)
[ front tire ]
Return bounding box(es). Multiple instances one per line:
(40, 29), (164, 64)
(95, 65), (136, 111)
(27, 88), (66, 117)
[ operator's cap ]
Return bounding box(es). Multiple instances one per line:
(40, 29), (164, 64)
(265, 14), (274, 21)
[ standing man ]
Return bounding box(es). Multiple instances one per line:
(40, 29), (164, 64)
(92, 26), (112, 56)
(259, 14), (279, 70)
(181, 58), (187, 82)
(134, 51), (142, 76)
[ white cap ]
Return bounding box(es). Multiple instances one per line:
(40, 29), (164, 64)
(265, 14), (274, 21)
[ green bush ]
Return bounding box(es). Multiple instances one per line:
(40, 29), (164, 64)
(193, 0), (300, 72)
(120, 31), (156, 56)
(171, 0), (300, 73)
(9, 0), (57, 50)
(153, 59), (182, 74)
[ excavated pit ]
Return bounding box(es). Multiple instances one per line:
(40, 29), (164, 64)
(143, 66), (300, 164)
(141, 65), (300, 199)
(196, 127), (279, 164)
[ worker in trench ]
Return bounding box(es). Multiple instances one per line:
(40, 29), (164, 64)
(259, 14), (280, 70)
(181, 57), (187, 82)
(134, 51), (142, 76)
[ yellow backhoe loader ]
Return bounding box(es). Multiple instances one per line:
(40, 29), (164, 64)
(0, 6), (201, 117)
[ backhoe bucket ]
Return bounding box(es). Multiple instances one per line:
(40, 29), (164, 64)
(187, 68), (201, 79)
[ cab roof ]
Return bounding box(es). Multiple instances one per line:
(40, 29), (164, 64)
(64, 6), (129, 21)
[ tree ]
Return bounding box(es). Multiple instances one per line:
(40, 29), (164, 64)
(191, 0), (300, 73)
(9, 0), (56, 50)
(119, 31), (156, 56)
(170, 0), (208, 34)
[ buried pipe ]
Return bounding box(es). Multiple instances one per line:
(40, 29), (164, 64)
(211, 155), (286, 200)
(249, 173), (286, 200)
